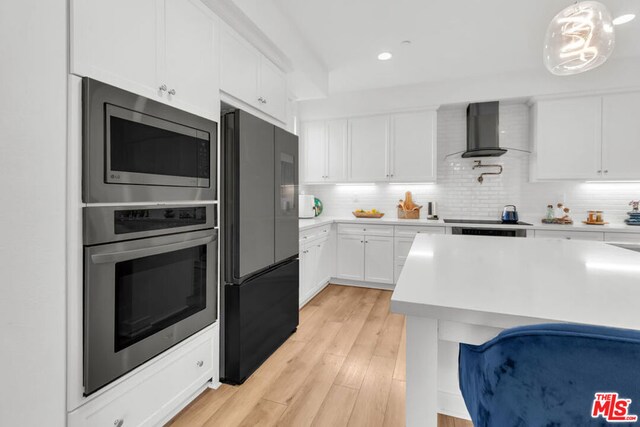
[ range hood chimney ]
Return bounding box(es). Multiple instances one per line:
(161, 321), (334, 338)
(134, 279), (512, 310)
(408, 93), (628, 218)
(462, 101), (506, 158)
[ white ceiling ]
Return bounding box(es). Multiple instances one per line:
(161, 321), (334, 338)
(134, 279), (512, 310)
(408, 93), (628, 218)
(273, 0), (640, 94)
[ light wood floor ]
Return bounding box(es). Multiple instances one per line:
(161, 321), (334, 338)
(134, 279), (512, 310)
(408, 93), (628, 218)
(167, 285), (472, 427)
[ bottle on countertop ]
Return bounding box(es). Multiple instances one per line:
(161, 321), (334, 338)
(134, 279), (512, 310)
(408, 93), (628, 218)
(546, 205), (555, 221)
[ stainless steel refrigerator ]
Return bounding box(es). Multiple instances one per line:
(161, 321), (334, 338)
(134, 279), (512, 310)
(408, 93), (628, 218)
(220, 108), (299, 384)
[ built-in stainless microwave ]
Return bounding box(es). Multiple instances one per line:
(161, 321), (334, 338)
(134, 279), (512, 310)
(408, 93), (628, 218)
(82, 78), (217, 203)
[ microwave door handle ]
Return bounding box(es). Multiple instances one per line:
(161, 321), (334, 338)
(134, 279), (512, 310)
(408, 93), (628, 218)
(91, 235), (215, 264)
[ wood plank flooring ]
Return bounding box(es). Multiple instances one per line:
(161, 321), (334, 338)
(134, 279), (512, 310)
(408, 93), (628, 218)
(167, 285), (473, 427)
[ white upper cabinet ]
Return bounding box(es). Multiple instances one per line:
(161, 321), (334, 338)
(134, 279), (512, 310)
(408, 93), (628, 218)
(390, 111), (437, 182)
(71, 0), (218, 119)
(301, 122), (327, 183)
(259, 57), (288, 122)
(71, 0), (159, 96)
(533, 91), (640, 181)
(300, 110), (437, 184)
(533, 96), (602, 180)
(162, 0), (217, 118)
(301, 120), (348, 184)
(602, 92), (640, 180)
(349, 115), (390, 182)
(326, 120), (349, 182)
(219, 26), (260, 106)
(219, 25), (287, 123)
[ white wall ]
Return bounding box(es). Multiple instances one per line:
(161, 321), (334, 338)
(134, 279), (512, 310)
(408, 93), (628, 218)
(297, 56), (640, 120)
(0, 1), (67, 426)
(303, 104), (640, 224)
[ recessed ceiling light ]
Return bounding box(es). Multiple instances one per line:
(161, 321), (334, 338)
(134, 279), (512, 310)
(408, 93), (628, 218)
(377, 52), (392, 61)
(613, 14), (636, 25)
(401, 40), (412, 45)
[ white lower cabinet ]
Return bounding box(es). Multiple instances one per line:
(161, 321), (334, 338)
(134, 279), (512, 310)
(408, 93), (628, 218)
(394, 237), (414, 283)
(300, 225), (335, 306)
(68, 326), (217, 427)
(534, 230), (604, 241)
(336, 231), (394, 285)
(336, 234), (365, 281)
(363, 236), (394, 283)
(393, 226), (446, 282)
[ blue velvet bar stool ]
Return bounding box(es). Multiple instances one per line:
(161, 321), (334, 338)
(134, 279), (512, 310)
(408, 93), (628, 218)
(459, 323), (640, 426)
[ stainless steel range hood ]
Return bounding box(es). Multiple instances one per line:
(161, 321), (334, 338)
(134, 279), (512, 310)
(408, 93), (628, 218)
(462, 101), (507, 158)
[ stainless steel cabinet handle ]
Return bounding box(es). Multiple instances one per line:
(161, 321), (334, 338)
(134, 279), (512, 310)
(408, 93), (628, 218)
(263, 98), (267, 104)
(566, 237), (572, 240)
(360, 240), (364, 243)
(604, 170), (609, 174)
(317, 245), (321, 248)
(365, 241), (369, 243)
(159, 84), (167, 92)
(597, 170), (602, 174)
(196, 360), (204, 367)
(303, 236), (308, 239)
(323, 230), (327, 233)
(114, 420), (124, 427)
(91, 235), (215, 264)
(168, 88), (176, 95)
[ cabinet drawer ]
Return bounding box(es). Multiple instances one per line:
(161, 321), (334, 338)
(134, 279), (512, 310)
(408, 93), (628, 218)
(338, 223), (394, 237)
(394, 226), (445, 238)
(394, 237), (415, 263)
(302, 235), (329, 250)
(604, 232), (640, 244)
(534, 230), (604, 241)
(68, 331), (215, 427)
(300, 225), (331, 242)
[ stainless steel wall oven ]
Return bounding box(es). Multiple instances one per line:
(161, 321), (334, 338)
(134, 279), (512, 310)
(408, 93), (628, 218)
(83, 204), (218, 395)
(82, 78), (217, 203)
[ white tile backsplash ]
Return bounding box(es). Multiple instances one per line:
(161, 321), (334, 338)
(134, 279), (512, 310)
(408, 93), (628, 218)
(302, 103), (640, 224)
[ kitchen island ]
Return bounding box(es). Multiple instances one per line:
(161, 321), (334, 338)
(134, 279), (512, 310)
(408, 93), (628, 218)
(391, 234), (640, 427)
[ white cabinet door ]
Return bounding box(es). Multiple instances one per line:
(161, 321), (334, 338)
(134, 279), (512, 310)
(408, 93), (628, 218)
(534, 97), (602, 180)
(337, 234), (365, 281)
(602, 92), (640, 180)
(349, 116), (389, 182)
(163, 0), (217, 118)
(326, 120), (348, 182)
(219, 25), (260, 107)
(390, 111), (437, 182)
(299, 245), (306, 306)
(259, 57), (287, 122)
(394, 236), (415, 283)
(302, 122), (327, 183)
(70, 0), (159, 98)
(314, 239), (331, 289)
(364, 236), (394, 284)
(300, 244), (318, 304)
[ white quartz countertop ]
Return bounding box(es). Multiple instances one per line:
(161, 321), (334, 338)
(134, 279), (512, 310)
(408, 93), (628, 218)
(299, 216), (640, 233)
(390, 234), (640, 330)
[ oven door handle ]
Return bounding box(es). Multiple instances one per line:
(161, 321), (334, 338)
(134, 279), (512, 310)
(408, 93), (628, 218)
(91, 235), (215, 264)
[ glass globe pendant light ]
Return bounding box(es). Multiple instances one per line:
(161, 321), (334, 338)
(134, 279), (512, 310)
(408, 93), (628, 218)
(544, 1), (615, 76)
